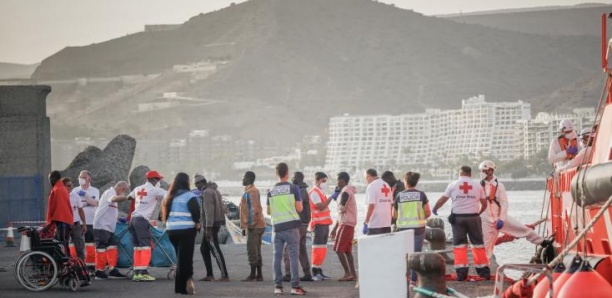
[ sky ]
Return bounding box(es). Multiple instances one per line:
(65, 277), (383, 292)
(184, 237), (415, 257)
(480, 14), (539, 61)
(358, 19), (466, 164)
(1, 0), (611, 64)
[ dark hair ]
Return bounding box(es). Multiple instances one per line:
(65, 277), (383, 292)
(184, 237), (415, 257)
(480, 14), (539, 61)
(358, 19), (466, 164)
(276, 162), (289, 179)
(366, 168), (378, 178)
(162, 172), (191, 222)
(49, 170), (62, 187)
(460, 166), (472, 175)
(381, 171), (397, 186)
(337, 172), (350, 183)
(314, 172), (328, 181)
(61, 177), (71, 184)
(292, 171), (304, 183)
(403, 172), (421, 187)
(244, 171), (256, 183)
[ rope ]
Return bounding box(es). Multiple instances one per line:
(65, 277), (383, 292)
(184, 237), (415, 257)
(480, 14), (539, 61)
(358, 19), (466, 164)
(527, 194), (612, 286)
(412, 286), (468, 298)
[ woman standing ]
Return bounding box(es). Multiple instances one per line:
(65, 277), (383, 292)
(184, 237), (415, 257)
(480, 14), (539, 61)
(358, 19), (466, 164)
(161, 172), (201, 295)
(392, 172), (431, 286)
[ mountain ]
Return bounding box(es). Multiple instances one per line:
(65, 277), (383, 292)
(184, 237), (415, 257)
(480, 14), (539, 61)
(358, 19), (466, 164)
(33, 0), (601, 147)
(0, 62), (39, 80)
(443, 4), (612, 36)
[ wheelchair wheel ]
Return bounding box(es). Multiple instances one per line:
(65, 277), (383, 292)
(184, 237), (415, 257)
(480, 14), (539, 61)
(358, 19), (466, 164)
(15, 250), (58, 292)
(69, 278), (79, 292)
(59, 276), (69, 289)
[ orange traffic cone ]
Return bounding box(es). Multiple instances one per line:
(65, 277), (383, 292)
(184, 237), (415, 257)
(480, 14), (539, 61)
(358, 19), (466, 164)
(5, 223), (16, 247)
(558, 260), (612, 298)
(533, 262), (565, 298)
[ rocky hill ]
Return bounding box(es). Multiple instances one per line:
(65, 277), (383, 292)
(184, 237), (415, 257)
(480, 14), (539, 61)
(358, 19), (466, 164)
(33, 0), (602, 146)
(0, 62), (38, 79)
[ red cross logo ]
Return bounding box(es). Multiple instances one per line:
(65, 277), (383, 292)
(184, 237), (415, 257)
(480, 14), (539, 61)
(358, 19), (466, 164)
(137, 189), (148, 201)
(381, 184), (391, 197)
(459, 182), (472, 194)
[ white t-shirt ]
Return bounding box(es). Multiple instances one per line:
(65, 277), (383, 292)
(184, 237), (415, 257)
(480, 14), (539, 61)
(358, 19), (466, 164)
(93, 187), (120, 232)
(69, 192), (83, 223)
(309, 187), (324, 205)
(443, 176), (485, 215)
(364, 178), (393, 229)
(130, 182), (167, 219)
(71, 185), (100, 226)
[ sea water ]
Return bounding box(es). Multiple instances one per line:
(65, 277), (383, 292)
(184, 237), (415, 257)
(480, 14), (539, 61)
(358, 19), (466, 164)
(225, 190), (547, 268)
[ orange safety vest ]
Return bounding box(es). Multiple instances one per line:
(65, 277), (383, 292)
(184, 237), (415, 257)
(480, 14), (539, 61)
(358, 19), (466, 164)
(308, 187), (333, 227)
(481, 179), (501, 219)
(558, 136), (578, 160)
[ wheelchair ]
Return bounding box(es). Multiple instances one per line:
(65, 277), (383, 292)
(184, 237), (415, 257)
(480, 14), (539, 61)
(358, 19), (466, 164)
(14, 226), (91, 292)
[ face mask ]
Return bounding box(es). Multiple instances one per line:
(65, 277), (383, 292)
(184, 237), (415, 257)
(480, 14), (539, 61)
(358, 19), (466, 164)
(291, 179), (299, 185)
(319, 182), (328, 191)
(155, 181), (161, 188)
(480, 172), (488, 180)
(565, 131), (576, 140)
(78, 178), (86, 186)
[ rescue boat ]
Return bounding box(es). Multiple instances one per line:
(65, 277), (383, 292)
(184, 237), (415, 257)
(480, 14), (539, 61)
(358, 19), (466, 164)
(494, 13), (612, 298)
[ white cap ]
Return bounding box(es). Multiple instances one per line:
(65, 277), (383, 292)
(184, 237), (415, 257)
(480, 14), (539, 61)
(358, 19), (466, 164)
(558, 119), (574, 131)
(479, 160), (496, 171)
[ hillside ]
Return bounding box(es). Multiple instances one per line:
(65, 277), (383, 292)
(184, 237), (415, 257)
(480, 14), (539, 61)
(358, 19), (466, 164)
(0, 62), (39, 79)
(444, 4), (611, 36)
(33, 0), (601, 148)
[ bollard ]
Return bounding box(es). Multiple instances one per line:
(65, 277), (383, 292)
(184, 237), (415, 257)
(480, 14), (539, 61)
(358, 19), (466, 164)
(425, 227), (453, 264)
(5, 222), (16, 247)
(407, 252), (447, 298)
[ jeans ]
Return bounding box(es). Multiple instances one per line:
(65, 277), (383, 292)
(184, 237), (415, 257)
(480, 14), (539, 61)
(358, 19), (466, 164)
(168, 228), (196, 294)
(284, 224), (310, 275)
(274, 228), (299, 288)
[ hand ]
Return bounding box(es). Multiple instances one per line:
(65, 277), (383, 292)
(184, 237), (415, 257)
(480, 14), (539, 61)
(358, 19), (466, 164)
(78, 190), (86, 197)
(81, 224), (87, 234)
(432, 208), (438, 216)
(118, 218), (127, 224)
(496, 220), (504, 230)
(330, 187), (341, 200)
(362, 223), (368, 235)
(206, 228), (213, 242)
(242, 229), (246, 237)
(567, 146), (578, 155)
(195, 223), (202, 232)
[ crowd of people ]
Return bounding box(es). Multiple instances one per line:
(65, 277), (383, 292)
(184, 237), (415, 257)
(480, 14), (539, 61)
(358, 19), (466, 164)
(45, 143), (578, 295)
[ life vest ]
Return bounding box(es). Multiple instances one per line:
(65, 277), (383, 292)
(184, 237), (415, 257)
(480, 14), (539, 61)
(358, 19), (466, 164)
(481, 179), (501, 219)
(308, 187), (333, 227)
(166, 191), (197, 230)
(395, 190), (427, 229)
(558, 136), (578, 160)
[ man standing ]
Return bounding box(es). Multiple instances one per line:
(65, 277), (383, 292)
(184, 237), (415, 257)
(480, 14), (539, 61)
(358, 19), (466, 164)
(432, 166), (489, 281)
(332, 172), (358, 282)
(46, 170), (73, 256)
(239, 171), (265, 282)
(72, 170), (100, 272)
(268, 162), (306, 295)
(62, 178), (87, 261)
(363, 169), (393, 235)
(283, 171), (313, 282)
(308, 172), (334, 281)
(479, 161), (551, 260)
(93, 181), (131, 280)
(194, 174), (229, 282)
(548, 119), (579, 168)
(128, 170), (167, 282)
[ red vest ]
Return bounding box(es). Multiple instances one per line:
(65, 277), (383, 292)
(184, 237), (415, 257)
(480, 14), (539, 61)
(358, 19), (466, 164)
(558, 136), (578, 160)
(308, 187), (333, 227)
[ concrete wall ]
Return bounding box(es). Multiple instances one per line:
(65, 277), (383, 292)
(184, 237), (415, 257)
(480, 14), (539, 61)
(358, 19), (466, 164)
(0, 85), (52, 214)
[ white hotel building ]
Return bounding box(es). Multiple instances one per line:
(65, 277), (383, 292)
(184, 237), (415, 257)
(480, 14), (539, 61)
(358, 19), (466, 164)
(324, 95), (531, 172)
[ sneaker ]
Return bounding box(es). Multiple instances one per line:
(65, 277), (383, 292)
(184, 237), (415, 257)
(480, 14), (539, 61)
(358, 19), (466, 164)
(300, 275), (314, 282)
(312, 274), (324, 281)
(108, 268), (127, 279)
(187, 278), (196, 295)
(132, 273), (142, 282)
(139, 274), (156, 282)
(319, 271), (331, 280)
(87, 266), (96, 277)
(94, 270), (108, 280)
(274, 286), (284, 295)
(290, 286), (307, 295)
(282, 274), (291, 282)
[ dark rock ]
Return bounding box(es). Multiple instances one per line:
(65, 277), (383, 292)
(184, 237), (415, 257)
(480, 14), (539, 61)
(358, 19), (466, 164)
(61, 134), (136, 193)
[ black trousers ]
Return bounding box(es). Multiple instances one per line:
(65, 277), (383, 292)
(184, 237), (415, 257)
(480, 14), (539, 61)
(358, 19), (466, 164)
(168, 228), (197, 294)
(200, 226), (228, 278)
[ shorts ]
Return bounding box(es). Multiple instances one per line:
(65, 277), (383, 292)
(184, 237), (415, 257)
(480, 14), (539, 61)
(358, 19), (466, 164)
(129, 216), (151, 247)
(93, 229), (118, 249)
(333, 225), (355, 253)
